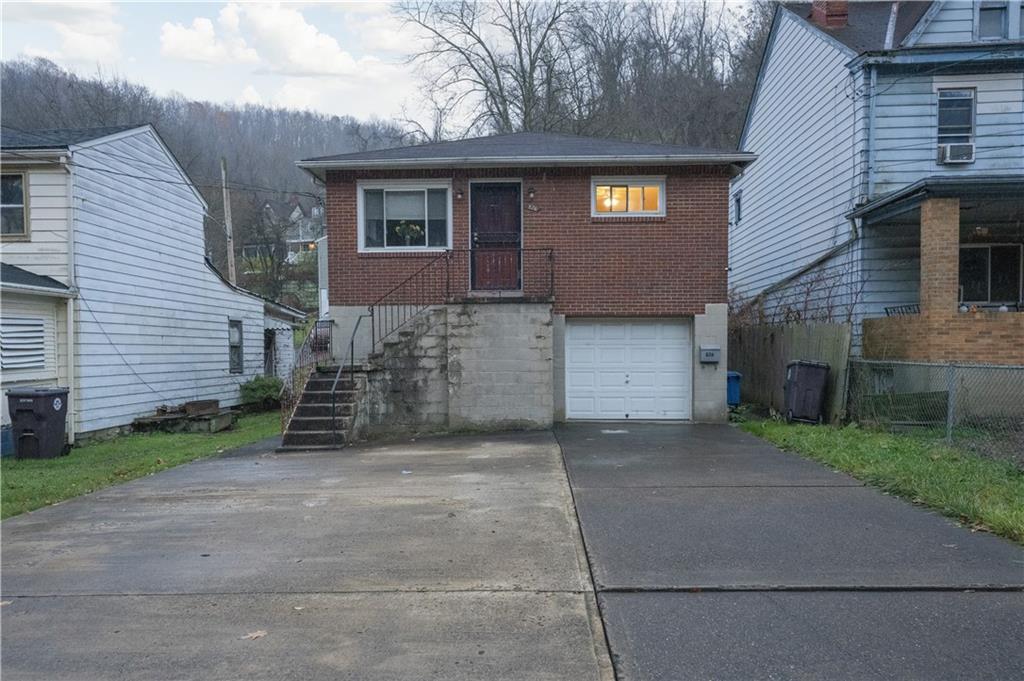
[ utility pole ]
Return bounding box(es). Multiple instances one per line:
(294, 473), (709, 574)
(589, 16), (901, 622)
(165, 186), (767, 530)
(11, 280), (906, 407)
(221, 157), (237, 284)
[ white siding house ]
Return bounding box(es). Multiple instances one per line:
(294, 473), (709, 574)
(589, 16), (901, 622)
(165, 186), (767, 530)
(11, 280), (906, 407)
(730, 1), (1024, 356)
(2, 125), (280, 438)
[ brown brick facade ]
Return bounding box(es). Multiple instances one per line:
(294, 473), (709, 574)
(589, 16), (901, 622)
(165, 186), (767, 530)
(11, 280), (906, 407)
(863, 312), (1024, 365)
(325, 166), (730, 317)
(862, 197), (1024, 365)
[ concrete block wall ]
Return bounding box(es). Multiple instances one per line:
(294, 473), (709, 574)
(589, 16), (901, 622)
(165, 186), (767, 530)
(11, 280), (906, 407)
(355, 308), (449, 438)
(354, 303), (553, 439)
(447, 304), (554, 430)
(692, 303), (729, 422)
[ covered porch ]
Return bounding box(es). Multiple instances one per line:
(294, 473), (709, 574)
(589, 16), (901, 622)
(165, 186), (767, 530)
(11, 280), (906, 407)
(854, 177), (1024, 365)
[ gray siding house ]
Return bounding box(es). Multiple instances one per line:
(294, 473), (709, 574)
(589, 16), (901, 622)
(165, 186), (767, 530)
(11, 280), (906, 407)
(731, 0), (1023, 364)
(1, 125), (302, 439)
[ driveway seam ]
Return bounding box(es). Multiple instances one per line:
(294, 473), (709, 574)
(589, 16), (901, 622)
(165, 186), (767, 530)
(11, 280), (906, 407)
(553, 428), (619, 681)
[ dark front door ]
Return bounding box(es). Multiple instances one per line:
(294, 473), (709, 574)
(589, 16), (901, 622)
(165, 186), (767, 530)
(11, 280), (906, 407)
(471, 183), (521, 291)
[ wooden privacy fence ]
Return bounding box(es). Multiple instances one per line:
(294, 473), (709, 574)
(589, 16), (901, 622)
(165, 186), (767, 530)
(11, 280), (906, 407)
(728, 323), (853, 423)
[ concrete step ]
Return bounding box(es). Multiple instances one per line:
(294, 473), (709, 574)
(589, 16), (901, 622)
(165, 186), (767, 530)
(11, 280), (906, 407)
(275, 444), (345, 453)
(300, 389), (357, 405)
(282, 430), (347, 447)
(288, 415), (352, 431)
(294, 403), (354, 418)
(304, 377), (360, 391)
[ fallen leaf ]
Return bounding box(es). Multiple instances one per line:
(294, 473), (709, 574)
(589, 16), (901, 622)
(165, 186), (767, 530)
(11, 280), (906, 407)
(242, 630), (267, 640)
(156, 458), (165, 465)
(293, 606), (304, 611)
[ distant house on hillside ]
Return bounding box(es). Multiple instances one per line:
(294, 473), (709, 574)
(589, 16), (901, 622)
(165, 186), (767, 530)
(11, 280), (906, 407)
(731, 0), (1023, 364)
(1, 124), (304, 441)
(241, 195), (324, 266)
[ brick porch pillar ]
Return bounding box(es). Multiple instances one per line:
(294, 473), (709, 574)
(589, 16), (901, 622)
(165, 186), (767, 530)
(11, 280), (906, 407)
(919, 197), (960, 315)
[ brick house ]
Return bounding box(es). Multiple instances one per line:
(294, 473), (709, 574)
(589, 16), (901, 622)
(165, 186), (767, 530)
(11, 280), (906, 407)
(730, 0), (1024, 364)
(291, 133), (753, 444)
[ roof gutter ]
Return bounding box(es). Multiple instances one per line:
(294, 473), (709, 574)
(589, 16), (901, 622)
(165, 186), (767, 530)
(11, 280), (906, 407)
(297, 153), (757, 171)
(0, 281), (76, 298)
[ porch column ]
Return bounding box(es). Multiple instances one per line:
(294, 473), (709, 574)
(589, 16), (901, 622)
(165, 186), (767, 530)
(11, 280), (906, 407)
(919, 197), (960, 315)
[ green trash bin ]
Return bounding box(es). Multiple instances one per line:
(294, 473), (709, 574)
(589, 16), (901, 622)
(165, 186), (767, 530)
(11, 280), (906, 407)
(6, 387), (69, 458)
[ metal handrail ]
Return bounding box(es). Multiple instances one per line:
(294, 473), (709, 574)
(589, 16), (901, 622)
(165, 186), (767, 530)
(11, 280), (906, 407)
(329, 314), (369, 447)
(280, 319), (332, 432)
(367, 248), (554, 350)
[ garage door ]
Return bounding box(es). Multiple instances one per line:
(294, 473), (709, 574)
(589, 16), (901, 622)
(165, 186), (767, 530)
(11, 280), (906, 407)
(565, 319), (692, 420)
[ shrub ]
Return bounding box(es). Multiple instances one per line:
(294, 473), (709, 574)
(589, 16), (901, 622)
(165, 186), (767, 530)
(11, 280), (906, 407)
(240, 376), (284, 410)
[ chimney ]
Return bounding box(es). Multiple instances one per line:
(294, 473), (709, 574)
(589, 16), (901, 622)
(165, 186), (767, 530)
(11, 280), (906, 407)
(812, 0), (849, 27)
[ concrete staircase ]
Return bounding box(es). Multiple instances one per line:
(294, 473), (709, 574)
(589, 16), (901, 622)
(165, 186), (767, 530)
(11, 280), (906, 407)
(279, 366), (362, 451)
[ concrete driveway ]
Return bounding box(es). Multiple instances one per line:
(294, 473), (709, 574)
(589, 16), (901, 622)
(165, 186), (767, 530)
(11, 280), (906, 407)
(2, 432), (612, 681)
(558, 422), (1024, 681)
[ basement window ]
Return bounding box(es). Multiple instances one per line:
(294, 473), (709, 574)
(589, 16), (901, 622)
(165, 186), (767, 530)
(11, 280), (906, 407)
(592, 177), (665, 217)
(358, 181), (451, 252)
(0, 317), (46, 370)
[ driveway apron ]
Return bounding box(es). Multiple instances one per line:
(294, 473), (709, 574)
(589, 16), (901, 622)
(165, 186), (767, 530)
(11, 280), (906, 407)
(2, 432), (612, 681)
(558, 422), (1024, 681)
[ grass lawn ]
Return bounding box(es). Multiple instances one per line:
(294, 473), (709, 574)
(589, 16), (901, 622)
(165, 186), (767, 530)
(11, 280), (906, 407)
(1, 411), (280, 520)
(741, 420), (1024, 544)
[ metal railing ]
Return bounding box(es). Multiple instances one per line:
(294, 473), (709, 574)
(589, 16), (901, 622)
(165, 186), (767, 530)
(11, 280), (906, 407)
(884, 303), (920, 316)
(847, 359), (1024, 465)
(368, 248), (554, 349)
(279, 319), (333, 432)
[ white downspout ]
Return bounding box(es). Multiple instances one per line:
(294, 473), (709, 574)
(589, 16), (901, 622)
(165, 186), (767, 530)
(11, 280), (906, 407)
(65, 155), (78, 443)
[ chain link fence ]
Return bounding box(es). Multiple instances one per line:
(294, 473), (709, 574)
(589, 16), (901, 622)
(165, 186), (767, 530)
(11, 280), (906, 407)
(847, 359), (1024, 467)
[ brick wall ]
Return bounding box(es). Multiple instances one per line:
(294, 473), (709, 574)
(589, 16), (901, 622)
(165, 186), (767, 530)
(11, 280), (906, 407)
(325, 165), (730, 316)
(863, 312), (1024, 365)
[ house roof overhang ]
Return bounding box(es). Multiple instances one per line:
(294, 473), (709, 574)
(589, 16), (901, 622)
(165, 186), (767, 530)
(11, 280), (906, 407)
(848, 42), (1024, 69)
(297, 153), (757, 182)
(847, 175), (1024, 226)
(0, 263), (74, 298)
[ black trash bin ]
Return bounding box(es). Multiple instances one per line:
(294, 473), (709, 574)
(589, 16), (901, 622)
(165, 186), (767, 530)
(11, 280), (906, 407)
(783, 361), (829, 424)
(6, 387), (69, 459)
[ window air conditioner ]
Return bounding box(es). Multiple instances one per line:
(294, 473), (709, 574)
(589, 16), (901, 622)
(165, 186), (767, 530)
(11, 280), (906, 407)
(938, 143), (975, 164)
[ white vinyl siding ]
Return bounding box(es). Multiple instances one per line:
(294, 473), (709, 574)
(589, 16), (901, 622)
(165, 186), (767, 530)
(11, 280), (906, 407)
(872, 72), (1024, 195)
(729, 11), (859, 308)
(0, 167), (71, 284)
(70, 129), (265, 434)
(914, 1), (977, 44)
(565, 319), (692, 420)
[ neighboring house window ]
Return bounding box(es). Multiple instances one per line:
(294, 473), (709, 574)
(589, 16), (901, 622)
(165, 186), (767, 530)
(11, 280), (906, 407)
(734, 190), (743, 223)
(1, 173), (27, 237)
(591, 177), (666, 217)
(357, 182), (451, 251)
(242, 244), (273, 259)
(228, 320), (244, 373)
(0, 317), (46, 370)
(959, 244), (1023, 304)
(978, 2), (1008, 39)
(937, 89), (974, 144)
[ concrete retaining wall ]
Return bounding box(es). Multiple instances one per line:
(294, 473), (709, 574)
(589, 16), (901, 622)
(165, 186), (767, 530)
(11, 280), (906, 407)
(353, 303), (554, 439)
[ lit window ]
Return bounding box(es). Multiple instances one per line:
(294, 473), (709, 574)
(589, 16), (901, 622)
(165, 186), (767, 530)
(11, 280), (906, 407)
(228, 320), (244, 374)
(592, 177), (665, 217)
(978, 2), (1007, 39)
(359, 183), (450, 251)
(937, 89), (974, 144)
(1, 174), (27, 237)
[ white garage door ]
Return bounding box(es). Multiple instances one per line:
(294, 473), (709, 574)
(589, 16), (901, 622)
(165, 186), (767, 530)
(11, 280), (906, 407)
(565, 319), (692, 420)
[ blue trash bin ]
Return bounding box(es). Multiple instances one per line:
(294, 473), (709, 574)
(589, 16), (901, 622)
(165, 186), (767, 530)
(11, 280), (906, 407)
(727, 371), (742, 407)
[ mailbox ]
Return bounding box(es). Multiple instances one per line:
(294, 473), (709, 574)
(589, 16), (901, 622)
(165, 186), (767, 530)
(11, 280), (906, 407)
(699, 345), (721, 364)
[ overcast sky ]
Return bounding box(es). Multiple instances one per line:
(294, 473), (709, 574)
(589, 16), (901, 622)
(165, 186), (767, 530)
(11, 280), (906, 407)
(2, 1), (424, 121)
